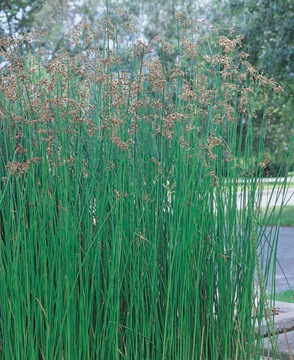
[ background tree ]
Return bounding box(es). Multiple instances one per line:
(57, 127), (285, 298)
(1, 0), (205, 52)
(0, 0), (44, 37)
(209, 0), (294, 174)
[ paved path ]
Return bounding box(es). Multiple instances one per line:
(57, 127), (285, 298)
(261, 227), (294, 293)
(233, 186), (294, 293)
(259, 187), (294, 208)
(236, 187), (294, 209)
(276, 227), (294, 292)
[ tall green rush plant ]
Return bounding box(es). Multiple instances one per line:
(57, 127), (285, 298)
(0, 12), (293, 359)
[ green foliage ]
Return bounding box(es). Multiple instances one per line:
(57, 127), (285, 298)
(263, 206), (294, 227)
(211, 0), (294, 81)
(209, 0), (294, 175)
(0, 0), (45, 37)
(275, 290), (294, 303)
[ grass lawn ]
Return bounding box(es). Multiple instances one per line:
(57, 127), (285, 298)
(236, 178), (294, 191)
(261, 181), (294, 190)
(262, 206), (294, 227)
(275, 290), (294, 303)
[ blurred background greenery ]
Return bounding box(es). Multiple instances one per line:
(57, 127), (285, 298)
(1, 0), (293, 175)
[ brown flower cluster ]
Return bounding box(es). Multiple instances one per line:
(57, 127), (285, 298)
(0, 17), (281, 182)
(147, 59), (166, 93)
(218, 35), (244, 54)
(5, 158), (40, 175)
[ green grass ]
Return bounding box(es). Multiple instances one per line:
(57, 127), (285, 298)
(0, 13), (293, 359)
(275, 291), (294, 303)
(263, 206), (294, 227)
(259, 181), (294, 191)
(259, 182), (294, 190)
(236, 179), (294, 191)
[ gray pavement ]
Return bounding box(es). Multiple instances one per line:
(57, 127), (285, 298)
(261, 227), (294, 294)
(263, 330), (294, 359)
(258, 301), (294, 359)
(236, 187), (294, 209)
(276, 227), (294, 293)
(258, 188), (294, 208)
(235, 186), (294, 293)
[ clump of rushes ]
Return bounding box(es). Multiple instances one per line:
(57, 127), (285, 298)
(0, 12), (293, 359)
